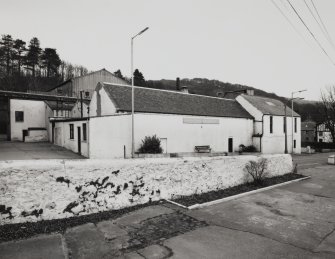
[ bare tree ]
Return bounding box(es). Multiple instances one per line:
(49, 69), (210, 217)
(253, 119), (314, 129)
(244, 158), (268, 185)
(320, 86), (335, 143)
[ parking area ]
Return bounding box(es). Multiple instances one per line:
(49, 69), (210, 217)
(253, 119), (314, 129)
(0, 141), (84, 160)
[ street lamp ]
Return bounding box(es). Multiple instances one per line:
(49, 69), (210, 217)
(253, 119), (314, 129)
(284, 97), (304, 154)
(131, 27), (149, 158)
(290, 90), (307, 154)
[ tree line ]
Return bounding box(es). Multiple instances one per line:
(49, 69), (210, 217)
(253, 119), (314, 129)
(0, 34), (89, 92)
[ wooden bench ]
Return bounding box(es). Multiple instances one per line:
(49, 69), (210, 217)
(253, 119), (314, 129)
(195, 145), (211, 153)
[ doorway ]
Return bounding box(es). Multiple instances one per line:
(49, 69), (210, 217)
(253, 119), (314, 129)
(77, 126), (81, 155)
(0, 97), (8, 141)
(228, 137), (233, 153)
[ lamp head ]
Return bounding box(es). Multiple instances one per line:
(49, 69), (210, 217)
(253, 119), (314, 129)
(138, 27), (149, 35)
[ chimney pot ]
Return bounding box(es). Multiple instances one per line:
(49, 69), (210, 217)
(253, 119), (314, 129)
(176, 77), (180, 91)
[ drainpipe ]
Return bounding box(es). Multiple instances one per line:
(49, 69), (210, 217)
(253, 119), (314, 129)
(87, 118), (90, 158)
(260, 114), (265, 153)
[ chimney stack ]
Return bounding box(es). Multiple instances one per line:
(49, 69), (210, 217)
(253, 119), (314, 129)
(176, 77), (180, 91)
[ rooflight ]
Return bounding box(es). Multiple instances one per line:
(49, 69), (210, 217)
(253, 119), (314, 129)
(266, 101), (275, 106)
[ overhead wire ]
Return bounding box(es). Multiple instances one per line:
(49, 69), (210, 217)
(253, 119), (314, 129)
(286, 0), (335, 66)
(310, 0), (335, 49)
(270, 0), (310, 46)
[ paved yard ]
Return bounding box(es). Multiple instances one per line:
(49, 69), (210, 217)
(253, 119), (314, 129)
(0, 141), (83, 160)
(0, 154), (334, 258)
(293, 152), (334, 169)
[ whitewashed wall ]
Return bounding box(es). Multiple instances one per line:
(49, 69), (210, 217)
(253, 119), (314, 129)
(236, 96), (301, 154)
(89, 86), (117, 117)
(10, 99), (48, 141)
(89, 113), (254, 159)
(53, 120), (89, 157)
(0, 154), (293, 225)
(262, 115), (301, 154)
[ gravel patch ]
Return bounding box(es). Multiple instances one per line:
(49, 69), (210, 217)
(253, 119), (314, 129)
(172, 173), (306, 207)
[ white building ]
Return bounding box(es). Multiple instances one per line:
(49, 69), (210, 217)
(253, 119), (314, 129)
(51, 83), (302, 158)
(9, 99), (52, 142)
(53, 83), (255, 158)
(236, 94), (301, 154)
(316, 123), (333, 143)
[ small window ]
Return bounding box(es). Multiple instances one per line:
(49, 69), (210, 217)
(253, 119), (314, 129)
(270, 116), (273, 134)
(69, 124), (74, 139)
(294, 140), (296, 149)
(294, 118), (297, 133)
(82, 123), (87, 141)
(318, 131), (323, 137)
(15, 111), (24, 122)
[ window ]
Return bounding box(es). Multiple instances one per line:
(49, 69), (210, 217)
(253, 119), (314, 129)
(82, 123), (87, 141)
(69, 124), (74, 139)
(294, 140), (296, 149)
(15, 111), (24, 122)
(294, 118), (297, 133)
(306, 137), (309, 141)
(283, 117), (286, 133)
(270, 116), (273, 133)
(318, 131), (323, 137)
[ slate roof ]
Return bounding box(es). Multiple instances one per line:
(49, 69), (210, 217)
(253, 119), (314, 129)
(240, 94), (300, 117)
(101, 83), (253, 119)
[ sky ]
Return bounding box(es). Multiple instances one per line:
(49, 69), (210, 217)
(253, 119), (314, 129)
(1, 0), (335, 100)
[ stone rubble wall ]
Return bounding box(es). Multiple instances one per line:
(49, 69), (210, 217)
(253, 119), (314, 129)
(0, 154), (293, 225)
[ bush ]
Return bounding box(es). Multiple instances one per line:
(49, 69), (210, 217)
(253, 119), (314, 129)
(302, 142), (335, 149)
(138, 135), (163, 154)
(243, 145), (257, 152)
(244, 158), (268, 185)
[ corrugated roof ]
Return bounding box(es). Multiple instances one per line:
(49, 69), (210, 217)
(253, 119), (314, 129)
(101, 83), (253, 119)
(241, 94), (300, 117)
(45, 101), (75, 111)
(48, 68), (129, 92)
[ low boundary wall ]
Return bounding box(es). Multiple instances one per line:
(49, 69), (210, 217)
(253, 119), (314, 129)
(0, 154), (293, 225)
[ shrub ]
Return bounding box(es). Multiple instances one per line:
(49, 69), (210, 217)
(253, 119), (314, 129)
(244, 158), (268, 185)
(138, 135), (163, 154)
(243, 145), (257, 152)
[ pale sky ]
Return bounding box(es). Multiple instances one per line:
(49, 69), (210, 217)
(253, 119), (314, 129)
(1, 0), (335, 100)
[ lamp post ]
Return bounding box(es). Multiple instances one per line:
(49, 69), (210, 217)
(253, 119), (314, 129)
(284, 97), (304, 154)
(131, 27), (149, 158)
(290, 90), (307, 154)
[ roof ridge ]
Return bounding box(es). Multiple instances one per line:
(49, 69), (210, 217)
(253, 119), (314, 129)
(102, 82), (237, 102)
